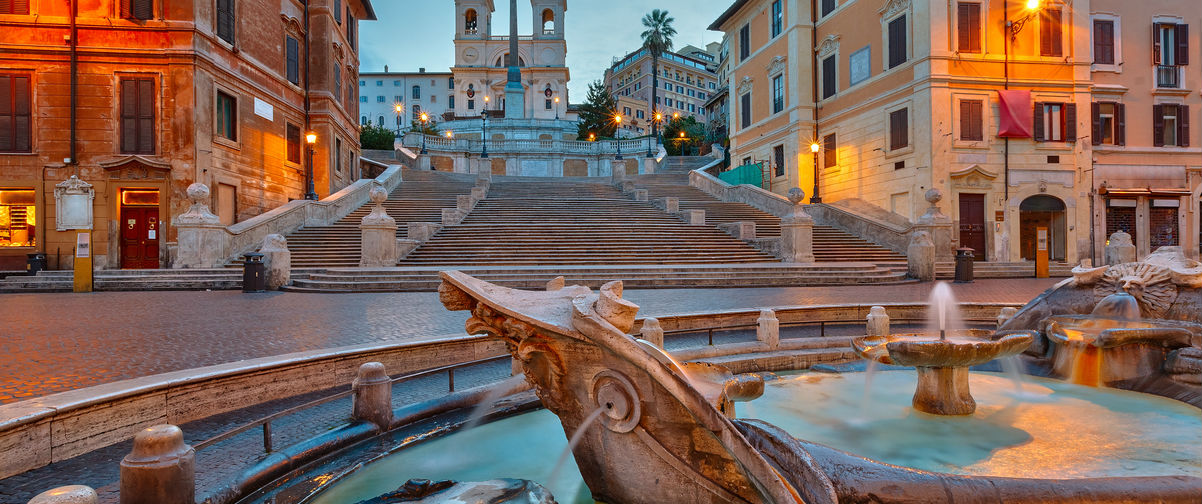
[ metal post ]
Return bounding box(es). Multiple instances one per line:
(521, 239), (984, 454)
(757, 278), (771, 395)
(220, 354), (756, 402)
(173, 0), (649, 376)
(616, 138), (623, 160)
(480, 112), (489, 158)
(304, 145), (316, 200)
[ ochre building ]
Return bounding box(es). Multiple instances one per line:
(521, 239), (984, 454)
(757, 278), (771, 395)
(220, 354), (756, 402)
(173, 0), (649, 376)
(0, 0), (375, 270)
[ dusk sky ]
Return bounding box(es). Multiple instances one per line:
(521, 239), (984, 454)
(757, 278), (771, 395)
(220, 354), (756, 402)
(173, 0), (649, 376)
(359, 0), (730, 101)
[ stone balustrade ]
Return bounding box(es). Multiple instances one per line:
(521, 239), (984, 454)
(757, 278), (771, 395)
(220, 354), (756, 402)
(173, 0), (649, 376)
(403, 132), (653, 156)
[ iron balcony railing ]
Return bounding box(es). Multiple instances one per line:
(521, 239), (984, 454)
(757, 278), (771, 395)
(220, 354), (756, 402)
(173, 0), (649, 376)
(1156, 65), (1180, 88)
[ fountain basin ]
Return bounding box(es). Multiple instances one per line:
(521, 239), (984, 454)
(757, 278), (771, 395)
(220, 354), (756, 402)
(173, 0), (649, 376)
(1045, 315), (1200, 386)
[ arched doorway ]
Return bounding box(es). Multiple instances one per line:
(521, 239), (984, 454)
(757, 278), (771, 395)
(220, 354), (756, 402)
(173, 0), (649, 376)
(1019, 195), (1066, 261)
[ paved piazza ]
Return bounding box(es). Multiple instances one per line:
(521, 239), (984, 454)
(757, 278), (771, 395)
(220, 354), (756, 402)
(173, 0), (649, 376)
(0, 279), (1058, 404)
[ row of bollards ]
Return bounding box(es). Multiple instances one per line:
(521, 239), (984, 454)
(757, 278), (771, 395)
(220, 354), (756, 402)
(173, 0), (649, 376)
(28, 362), (395, 504)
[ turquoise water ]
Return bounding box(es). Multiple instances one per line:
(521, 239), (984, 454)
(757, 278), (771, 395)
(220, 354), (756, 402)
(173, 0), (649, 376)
(309, 372), (1202, 503)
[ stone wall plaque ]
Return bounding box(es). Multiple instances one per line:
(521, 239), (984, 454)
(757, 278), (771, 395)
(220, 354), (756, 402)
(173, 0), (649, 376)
(54, 175), (94, 231)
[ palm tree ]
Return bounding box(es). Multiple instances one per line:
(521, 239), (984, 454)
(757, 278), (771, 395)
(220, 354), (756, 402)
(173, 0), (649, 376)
(641, 9), (676, 149)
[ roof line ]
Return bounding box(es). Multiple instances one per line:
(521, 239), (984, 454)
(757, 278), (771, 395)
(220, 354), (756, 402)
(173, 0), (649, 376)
(709, 0), (752, 31)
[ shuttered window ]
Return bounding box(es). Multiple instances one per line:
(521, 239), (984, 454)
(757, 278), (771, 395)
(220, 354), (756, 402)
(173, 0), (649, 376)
(334, 0), (342, 23)
(959, 99), (983, 141)
(347, 10), (356, 52)
(1091, 102), (1125, 146)
(121, 0), (152, 20)
(823, 133), (836, 168)
(1153, 104), (1190, 148)
(1040, 8), (1062, 57)
(1093, 20), (1114, 65)
(285, 36), (300, 85)
(887, 16), (907, 68)
(216, 0), (235, 45)
(739, 24), (750, 61)
(1154, 23), (1190, 66)
(889, 108), (909, 150)
(0, 0), (30, 14)
(821, 0), (836, 17)
(740, 92), (751, 129)
(821, 55), (836, 99)
(0, 74), (32, 153)
(1033, 102), (1076, 142)
(957, 3), (981, 53)
(120, 78), (155, 154)
(286, 123), (301, 164)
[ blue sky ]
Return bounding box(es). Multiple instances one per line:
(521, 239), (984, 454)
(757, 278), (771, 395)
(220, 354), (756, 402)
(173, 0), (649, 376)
(359, 0), (729, 101)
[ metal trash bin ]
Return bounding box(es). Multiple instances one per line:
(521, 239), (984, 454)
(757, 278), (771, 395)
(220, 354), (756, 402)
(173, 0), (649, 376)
(26, 253), (47, 275)
(242, 253), (266, 293)
(954, 247), (975, 283)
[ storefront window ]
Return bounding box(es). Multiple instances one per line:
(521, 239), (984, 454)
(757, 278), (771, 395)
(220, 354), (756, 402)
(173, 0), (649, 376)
(0, 189), (36, 247)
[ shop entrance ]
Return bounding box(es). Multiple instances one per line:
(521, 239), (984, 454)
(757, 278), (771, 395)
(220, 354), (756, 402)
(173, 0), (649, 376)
(1019, 195), (1066, 261)
(958, 194), (986, 261)
(120, 189), (160, 269)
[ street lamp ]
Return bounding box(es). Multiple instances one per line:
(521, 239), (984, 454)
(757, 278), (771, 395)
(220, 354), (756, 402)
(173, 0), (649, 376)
(649, 112), (664, 157)
(589, 132), (596, 142)
(304, 131), (318, 200)
(809, 141), (822, 204)
(613, 113), (623, 160)
(484, 95), (490, 111)
(394, 104), (403, 137)
(419, 112), (430, 155)
(554, 96), (560, 120)
(446, 130), (454, 139)
(480, 110), (489, 159)
(678, 131), (688, 156)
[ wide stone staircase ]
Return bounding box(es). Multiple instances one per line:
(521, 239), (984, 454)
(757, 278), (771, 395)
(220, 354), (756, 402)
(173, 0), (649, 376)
(658, 156), (718, 173)
(283, 170), (477, 268)
(632, 173), (909, 265)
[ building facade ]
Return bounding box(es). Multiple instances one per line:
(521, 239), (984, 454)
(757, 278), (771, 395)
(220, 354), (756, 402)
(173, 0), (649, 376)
(604, 43), (722, 136)
(448, 0), (570, 122)
(0, 0), (373, 270)
(358, 68), (455, 132)
(712, 0), (1199, 263)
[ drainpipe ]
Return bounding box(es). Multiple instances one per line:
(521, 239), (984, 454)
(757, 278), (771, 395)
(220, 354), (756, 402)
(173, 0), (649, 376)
(809, 0), (821, 204)
(1003, 0), (1010, 205)
(303, 1), (314, 200)
(69, 0), (78, 168)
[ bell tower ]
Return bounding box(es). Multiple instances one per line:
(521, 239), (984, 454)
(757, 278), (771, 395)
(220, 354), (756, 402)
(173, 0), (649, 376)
(531, 0), (565, 39)
(455, 0), (493, 40)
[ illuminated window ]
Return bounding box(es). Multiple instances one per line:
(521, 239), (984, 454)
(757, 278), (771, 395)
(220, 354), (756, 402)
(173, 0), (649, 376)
(121, 190), (159, 206)
(0, 189), (35, 247)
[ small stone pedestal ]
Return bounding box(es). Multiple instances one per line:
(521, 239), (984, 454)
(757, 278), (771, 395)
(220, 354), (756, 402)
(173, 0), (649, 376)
(757, 309), (779, 349)
(1105, 231), (1137, 265)
(867, 306), (890, 337)
(360, 183), (398, 267)
(352, 362), (393, 428)
(119, 425), (194, 504)
(912, 366), (975, 416)
(683, 209), (706, 226)
(633, 189), (648, 201)
(640, 317), (664, 349)
(260, 234), (290, 289)
(779, 188), (815, 263)
(913, 189), (955, 263)
(662, 197), (679, 213)
(173, 184), (226, 269)
(908, 231), (936, 281)
(28, 486), (97, 504)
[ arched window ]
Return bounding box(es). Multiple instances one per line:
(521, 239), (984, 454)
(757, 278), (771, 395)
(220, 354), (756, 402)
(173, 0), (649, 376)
(464, 9), (478, 34)
(412, 85), (421, 100)
(541, 9), (555, 34)
(377, 115), (384, 126)
(495, 53), (526, 67)
(361, 115), (367, 125)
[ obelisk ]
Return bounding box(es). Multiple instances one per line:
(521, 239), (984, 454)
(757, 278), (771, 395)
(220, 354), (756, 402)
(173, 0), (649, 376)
(503, 0), (525, 118)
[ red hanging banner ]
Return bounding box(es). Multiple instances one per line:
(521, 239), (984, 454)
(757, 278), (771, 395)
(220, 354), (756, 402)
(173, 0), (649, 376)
(998, 90), (1033, 138)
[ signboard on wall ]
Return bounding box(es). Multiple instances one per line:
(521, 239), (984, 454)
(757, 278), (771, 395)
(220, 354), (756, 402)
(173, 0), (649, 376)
(253, 97), (274, 121)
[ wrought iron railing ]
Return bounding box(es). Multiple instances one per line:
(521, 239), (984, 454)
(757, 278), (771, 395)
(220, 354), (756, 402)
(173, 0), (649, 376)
(1156, 65), (1180, 88)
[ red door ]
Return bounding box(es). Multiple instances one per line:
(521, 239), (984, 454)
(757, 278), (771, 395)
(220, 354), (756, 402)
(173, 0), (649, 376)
(959, 194), (986, 261)
(121, 206), (160, 269)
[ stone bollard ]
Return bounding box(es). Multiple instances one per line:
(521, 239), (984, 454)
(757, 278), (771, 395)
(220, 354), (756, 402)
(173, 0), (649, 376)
(477, 170), (492, 183)
(260, 234), (291, 289)
(640, 317), (665, 349)
(1105, 231), (1137, 265)
(352, 362), (393, 429)
(620, 180), (635, 193)
(546, 276), (565, 291)
(28, 485), (97, 504)
(719, 221), (757, 240)
(997, 307), (1019, 329)
(172, 183), (226, 269)
(360, 183), (398, 267)
(757, 309), (780, 349)
(396, 239), (420, 260)
(663, 197), (679, 213)
(633, 189), (648, 201)
(441, 208), (464, 226)
(684, 209), (705, 226)
(779, 188), (815, 263)
(407, 222), (442, 242)
(866, 306), (890, 337)
(457, 194), (474, 212)
(119, 425), (194, 504)
(907, 230), (936, 282)
(471, 186), (487, 201)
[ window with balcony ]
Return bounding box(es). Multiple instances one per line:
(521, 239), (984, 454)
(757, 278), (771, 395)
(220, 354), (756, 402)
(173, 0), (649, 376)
(1091, 102), (1125, 145)
(1154, 23), (1189, 88)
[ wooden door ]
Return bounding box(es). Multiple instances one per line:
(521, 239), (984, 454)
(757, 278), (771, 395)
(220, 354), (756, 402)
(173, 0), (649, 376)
(121, 206), (160, 269)
(958, 194), (986, 260)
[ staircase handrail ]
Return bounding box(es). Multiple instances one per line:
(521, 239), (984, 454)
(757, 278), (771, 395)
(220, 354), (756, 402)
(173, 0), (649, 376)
(222, 164), (405, 262)
(403, 133), (654, 156)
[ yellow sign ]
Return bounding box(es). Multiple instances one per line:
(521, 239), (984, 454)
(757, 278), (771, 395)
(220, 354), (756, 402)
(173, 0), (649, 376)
(74, 232), (93, 293)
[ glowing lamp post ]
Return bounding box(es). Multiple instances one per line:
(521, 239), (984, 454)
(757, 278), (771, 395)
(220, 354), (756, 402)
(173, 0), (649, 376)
(304, 131), (318, 200)
(480, 109), (489, 159)
(614, 114), (624, 160)
(419, 112), (430, 155)
(394, 104), (403, 137)
(554, 96), (560, 120)
(809, 141), (821, 204)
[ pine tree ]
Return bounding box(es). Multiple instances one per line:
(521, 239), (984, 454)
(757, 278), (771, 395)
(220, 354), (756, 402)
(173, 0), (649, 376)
(576, 80), (619, 140)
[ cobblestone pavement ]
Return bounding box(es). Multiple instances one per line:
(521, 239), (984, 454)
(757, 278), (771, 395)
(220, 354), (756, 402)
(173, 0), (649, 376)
(0, 279), (1058, 404)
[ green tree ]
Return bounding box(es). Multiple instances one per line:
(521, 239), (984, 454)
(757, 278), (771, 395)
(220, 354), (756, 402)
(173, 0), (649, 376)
(641, 9), (676, 142)
(576, 80), (619, 140)
(662, 116), (706, 156)
(411, 117), (439, 135)
(359, 124), (396, 150)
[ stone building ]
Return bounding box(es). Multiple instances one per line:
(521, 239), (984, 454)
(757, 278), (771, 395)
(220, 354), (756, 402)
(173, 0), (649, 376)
(604, 43), (722, 136)
(358, 67), (455, 131)
(0, 0), (374, 271)
(711, 0), (1199, 264)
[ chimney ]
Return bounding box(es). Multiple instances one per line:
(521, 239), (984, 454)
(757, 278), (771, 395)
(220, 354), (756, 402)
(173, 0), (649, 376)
(419, 68), (426, 73)
(384, 64), (389, 72)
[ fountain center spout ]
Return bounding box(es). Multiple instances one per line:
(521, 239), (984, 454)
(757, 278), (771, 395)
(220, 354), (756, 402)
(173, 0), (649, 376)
(1091, 292), (1141, 321)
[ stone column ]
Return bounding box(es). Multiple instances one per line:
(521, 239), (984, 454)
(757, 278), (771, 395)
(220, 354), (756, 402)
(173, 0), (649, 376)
(1104, 231), (1137, 265)
(913, 189), (955, 262)
(867, 306), (890, 337)
(352, 362), (393, 429)
(779, 188), (815, 263)
(908, 231), (936, 282)
(172, 183), (226, 269)
(757, 309), (780, 349)
(359, 182), (398, 267)
(119, 425), (194, 504)
(260, 234), (291, 290)
(28, 486), (97, 504)
(640, 317), (664, 349)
